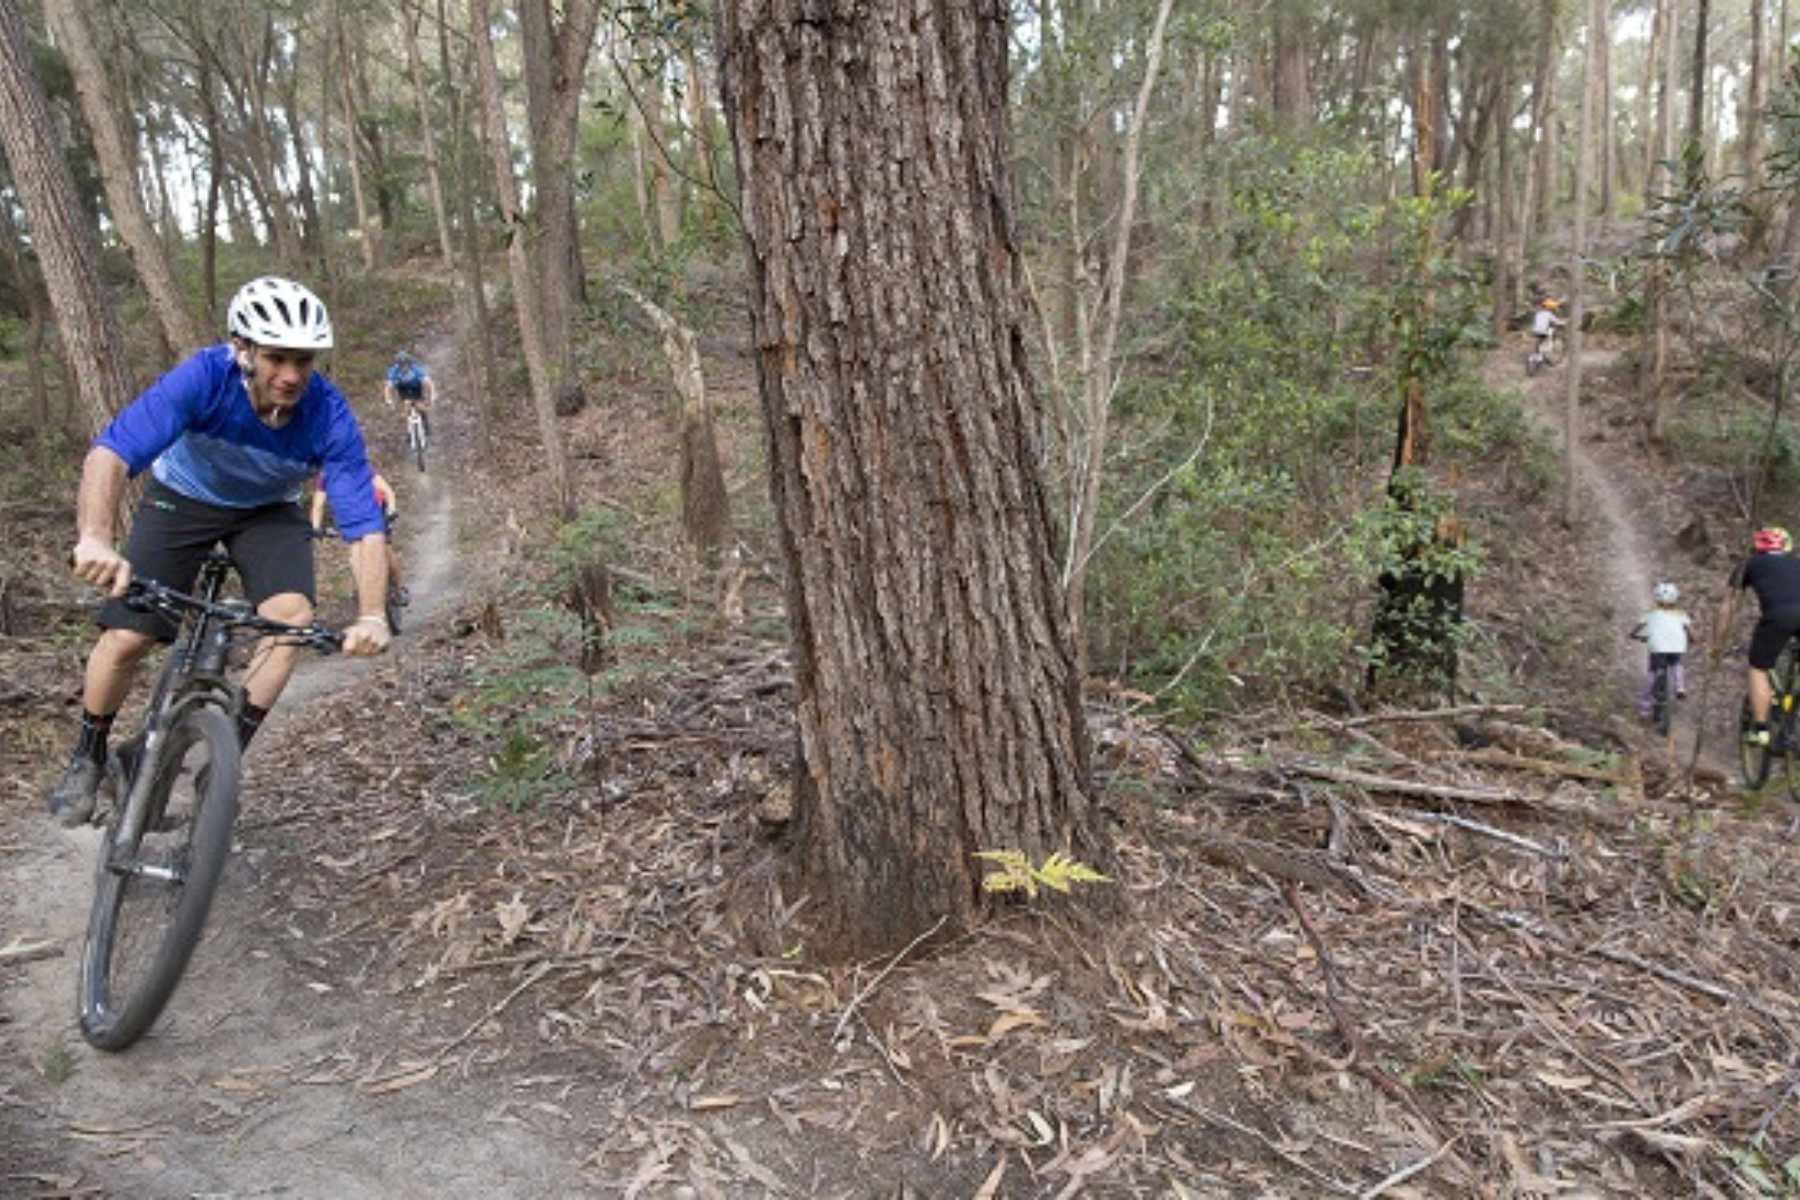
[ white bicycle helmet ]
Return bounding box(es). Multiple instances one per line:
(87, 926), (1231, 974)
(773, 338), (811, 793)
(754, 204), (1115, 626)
(227, 277), (334, 350)
(1653, 582), (1679, 605)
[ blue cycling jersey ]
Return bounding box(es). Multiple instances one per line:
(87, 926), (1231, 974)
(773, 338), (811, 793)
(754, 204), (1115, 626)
(96, 344), (386, 539)
(387, 363), (428, 399)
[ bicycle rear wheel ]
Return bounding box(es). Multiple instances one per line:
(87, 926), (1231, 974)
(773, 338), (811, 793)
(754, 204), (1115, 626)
(1741, 697), (1774, 789)
(78, 706), (241, 1051)
(1651, 669), (1672, 737)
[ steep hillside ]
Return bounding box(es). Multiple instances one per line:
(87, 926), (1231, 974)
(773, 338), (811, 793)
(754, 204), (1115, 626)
(4, 301), (1800, 1198)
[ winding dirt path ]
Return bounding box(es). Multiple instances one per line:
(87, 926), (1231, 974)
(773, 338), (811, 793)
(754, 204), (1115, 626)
(1506, 337), (1734, 777)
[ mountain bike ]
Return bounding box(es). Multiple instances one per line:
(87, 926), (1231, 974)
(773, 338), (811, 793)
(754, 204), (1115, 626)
(404, 400), (428, 473)
(1525, 328), (1561, 376)
(1739, 639), (1800, 800)
(77, 551), (339, 1051)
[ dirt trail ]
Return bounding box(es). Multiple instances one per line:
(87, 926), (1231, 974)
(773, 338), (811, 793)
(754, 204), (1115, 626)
(1508, 337), (1734, 775)
(1, 337), (593, 1197)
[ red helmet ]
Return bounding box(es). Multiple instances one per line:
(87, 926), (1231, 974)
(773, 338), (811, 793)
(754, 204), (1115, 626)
(1755, 527), (1793, 553)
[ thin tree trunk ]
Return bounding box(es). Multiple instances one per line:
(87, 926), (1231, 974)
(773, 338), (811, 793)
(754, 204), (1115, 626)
(1565, 0), (1598, 526)
(1061, 0), (1176, 639)
(519, 0), (601, 416)
(470, 0), (572, 516)
(436, 0), (499, 424)
(621, 285), (729, 560)
(333, 1), (378, 272)
(1687, 0), (1709, 173)
(45, 0), (209, 356)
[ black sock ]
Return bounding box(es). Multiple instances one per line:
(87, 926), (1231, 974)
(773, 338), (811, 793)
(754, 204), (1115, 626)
(73, 710), (115, 764)
(238, 703), (270, 749)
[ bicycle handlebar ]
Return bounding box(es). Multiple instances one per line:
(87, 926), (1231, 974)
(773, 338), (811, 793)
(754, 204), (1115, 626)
(123, 577), (342, 653)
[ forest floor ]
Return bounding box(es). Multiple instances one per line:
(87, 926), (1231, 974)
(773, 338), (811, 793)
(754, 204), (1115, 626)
(5, 303), (1800, 1199)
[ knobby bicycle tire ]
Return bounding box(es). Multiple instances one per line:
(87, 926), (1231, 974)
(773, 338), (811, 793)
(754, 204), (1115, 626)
(1650, 668), (1673, 738)
(410, 415), (427, 473)
(1740, 696), (1773, 789)
(385, 584), (405, 636)
(78, 706), (242, 1051)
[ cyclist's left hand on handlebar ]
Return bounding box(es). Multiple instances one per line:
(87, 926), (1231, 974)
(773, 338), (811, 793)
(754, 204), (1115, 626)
(70, 536), (132, 597)
(341, 615), (391, 657)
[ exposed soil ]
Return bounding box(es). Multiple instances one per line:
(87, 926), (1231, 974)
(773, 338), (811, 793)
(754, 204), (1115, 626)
(6, 311), (1800, 1199)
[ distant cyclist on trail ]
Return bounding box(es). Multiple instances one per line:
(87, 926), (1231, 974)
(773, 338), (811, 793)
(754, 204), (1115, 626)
(1631, 582), (1693, 716)
(1530, 298), (1566, 358)
(1714, 526), (1800, 747)
(384, 350), (436, 438)
(49, 276), (392, 826)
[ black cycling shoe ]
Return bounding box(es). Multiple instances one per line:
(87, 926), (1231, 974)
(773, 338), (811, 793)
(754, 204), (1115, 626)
(47, 756), (103, 827)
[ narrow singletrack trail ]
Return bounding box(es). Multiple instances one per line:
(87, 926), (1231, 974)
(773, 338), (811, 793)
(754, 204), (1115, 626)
(1501, 335), (1735, 779)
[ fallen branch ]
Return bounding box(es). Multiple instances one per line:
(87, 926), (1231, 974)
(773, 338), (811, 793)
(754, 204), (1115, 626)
(0, 937), (59, 965)
(1364, 808), (1565, 859)
(1451, 746), (1635, 786)
(831, 915), (947, 1047)
(1288, 760), (1522, 806)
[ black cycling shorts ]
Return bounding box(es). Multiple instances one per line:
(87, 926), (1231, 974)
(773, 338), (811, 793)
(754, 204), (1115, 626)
(1750, 605), (1800, 670)
(97, 479), (316, 642)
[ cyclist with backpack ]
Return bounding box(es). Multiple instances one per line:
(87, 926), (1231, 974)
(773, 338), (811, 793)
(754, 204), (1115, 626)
(384, 350), (436, 438)
(50, 276), (392, 825)
(1714, 526), (1800, 747)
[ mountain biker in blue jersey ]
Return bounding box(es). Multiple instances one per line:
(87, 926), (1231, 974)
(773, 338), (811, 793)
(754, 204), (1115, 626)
(49, 276), (392, 825)
(384, 350), (436, 438)
(1714, 526), (1800, 747)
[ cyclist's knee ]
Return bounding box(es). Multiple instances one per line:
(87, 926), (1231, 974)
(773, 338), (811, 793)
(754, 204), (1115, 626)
(259, 592), (314, 626)
(95, 626), (157, 665)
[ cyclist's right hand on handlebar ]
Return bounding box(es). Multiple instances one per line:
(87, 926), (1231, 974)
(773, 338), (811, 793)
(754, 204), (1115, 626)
(70, 536), (132, 597)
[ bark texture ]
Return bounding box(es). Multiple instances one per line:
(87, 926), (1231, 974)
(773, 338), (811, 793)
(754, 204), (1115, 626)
(718, 0), (1103, 958)
(0, 0), (132, 435)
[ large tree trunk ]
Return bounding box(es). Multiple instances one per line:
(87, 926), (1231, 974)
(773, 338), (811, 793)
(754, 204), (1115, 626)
(718, 0), (1105, 959)
(45, 0), (208, 357)
(0, 0), (132, 435)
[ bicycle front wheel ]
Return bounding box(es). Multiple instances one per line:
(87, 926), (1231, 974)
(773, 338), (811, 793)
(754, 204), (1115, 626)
(78, 706), (241, 1051)
(385, 583), (405, 636)
(411, 418), (427, 473)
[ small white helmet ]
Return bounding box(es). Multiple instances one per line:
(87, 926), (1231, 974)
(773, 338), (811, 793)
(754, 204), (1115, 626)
(1653, 582), (1679, 605)
(227, 276), (334, 350)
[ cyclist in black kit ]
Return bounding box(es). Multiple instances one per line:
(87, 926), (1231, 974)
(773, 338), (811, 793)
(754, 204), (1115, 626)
(1715, 526), (1800, 746)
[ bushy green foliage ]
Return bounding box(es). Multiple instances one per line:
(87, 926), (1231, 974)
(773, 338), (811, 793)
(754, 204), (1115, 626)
(1081, 142), (1500, 711)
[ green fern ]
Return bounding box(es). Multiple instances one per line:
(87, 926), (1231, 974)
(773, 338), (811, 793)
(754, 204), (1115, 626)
(975, 849), (1110, 899)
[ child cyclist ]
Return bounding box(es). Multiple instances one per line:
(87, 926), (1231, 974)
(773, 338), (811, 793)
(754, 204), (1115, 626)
(1632, 582), (1693, 717)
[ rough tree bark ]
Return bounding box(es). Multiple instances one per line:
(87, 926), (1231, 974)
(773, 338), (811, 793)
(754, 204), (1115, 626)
(719, 0), (1105, 958)
(0, 0), (132, 434)
(45, 0), (208, 356)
